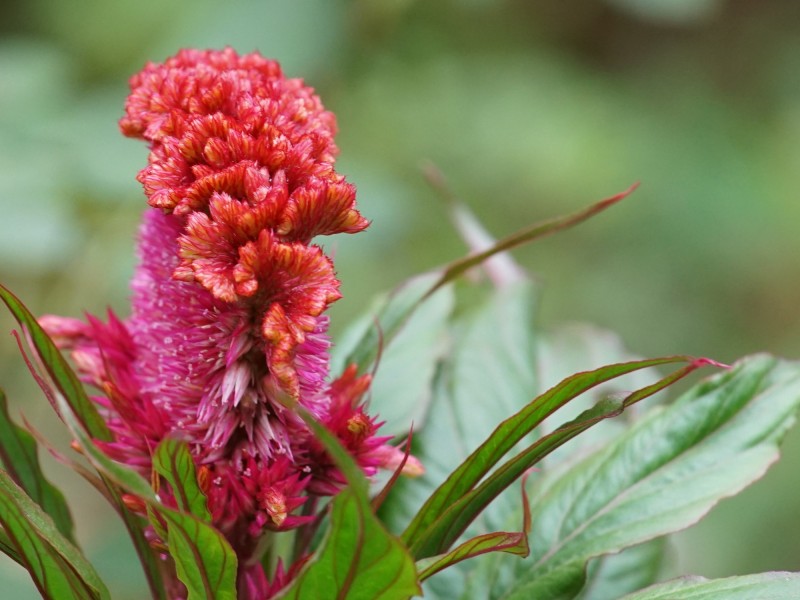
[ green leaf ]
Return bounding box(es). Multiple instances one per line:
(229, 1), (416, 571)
(534, 324), (664, 465)
(416, 530), (528, 582)
(0, 284), (111, 441)
(54, 392), (155, 502)
(411, 360), (706, 561)
(337, 185), (634, 375)
(153, 437), (211, 523)
(0, 525), (23, 564)
(416, 474), (532, 582)
(0, 285), (166, 597)
(54, 380), (234, 599)
(422, 183), (637, 300)
(277, 406), (420, 600)
(152, 439), (234, 600)
(0, 469), (110, 600)
(281, 489), (420, 600)
(117, 505), (168, 600)
(334, 280), (454, 438)
(619, 572), (800, 599)
(156, 508), (238, 600)
(379, 282), (539, 539)
(402, 354), (699, 557)
(0, 388), (74, 541)
(577, 539), (666, 600)
(337, 273), (443, 375)
(489, 355), (800, 599)
(51, 375), (168, 599)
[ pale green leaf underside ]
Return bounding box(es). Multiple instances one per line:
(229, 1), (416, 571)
(619, 572), (800, 599)
(488, 355), (800, 599)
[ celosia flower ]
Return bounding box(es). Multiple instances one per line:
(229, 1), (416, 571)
(41, 47), (418, 599)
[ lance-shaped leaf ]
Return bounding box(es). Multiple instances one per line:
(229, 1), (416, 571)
(0, 284), (111, 441)
(51, 382), (169, 598)
(54, 392), (155, 503)
(378, 280), (538, 540)
(577, 539), (666, 600)
(416, 474), (533, 582)
(0, 469), (110, 600)
(0, 388), (74, 541)
(483, 355), (800, 600)
(333, 280), (454, 437)
(276, 406), (420, 600)
(402, 354), (705, 555)
(152, 438), (233, 600)
(422, 183), (638, 300)
(618, 572), (800, 600)
(153, 437), (211, 523)
(156, 508), (237, 600)
(408, 359), (713, 559)
(55, 384), (236, 599)
(339, 186), (634, 373)
(1, 286), (166, 598)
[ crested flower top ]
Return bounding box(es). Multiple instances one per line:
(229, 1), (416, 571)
(41, 48), (419, 599)
(119, 48), (369, 398)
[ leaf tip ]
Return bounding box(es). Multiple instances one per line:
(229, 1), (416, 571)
(691, 357), (730, 370)
(603, 181), (640, 208)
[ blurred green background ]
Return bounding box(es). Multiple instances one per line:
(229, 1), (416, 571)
(1, 0), (799, 597)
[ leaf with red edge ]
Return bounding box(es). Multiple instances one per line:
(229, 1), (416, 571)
(0, 469), (110, 599)
(0, 284), (111, 441)
(152, 437), (212, 523)
(415, 474), (533, 582)
(156, 508), (238, 600)
(406, 358), (718, 559)
(458, 355), (800, 600)
(0, 388), (74, 542)
(422, 183), (638, 300)
(276, 406), (420, 600)
(0, 285), (166, 598)
(54, 381), (234, 600)
(339, 186), (635, 375)
(401, 355), (714, 557)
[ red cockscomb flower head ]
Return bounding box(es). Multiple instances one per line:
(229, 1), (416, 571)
(40, 48), (419, 599)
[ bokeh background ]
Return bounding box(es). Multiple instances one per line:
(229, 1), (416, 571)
(1, 0), (799, 597)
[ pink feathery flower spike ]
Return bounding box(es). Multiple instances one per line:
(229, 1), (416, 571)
(40, 47), (421, 599)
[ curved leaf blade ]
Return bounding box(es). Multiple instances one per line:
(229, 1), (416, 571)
(402, 355), (700, 554)
(494, 355), (800, 599)
(0, 469), (109, 600)
(276, 407), (420, 600)
(153, 437), (211, 523)
(410, 360), (709, 560)
(0, 284), (111, 441)
(156, 508), (237, 600)
(53, 380), (168, 598)
(417, 531), (528, 583)
(416, 475), (533, 582)
(619, 572), (800, 600)
(339, 185), (634, 374)
(423, 183), (637, 300)
(0, 389), (74, 541)
(1, 286), (165, 597)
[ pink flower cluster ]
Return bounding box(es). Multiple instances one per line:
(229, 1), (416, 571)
(41, 48), (418, 596)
